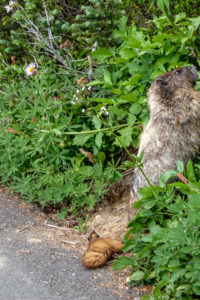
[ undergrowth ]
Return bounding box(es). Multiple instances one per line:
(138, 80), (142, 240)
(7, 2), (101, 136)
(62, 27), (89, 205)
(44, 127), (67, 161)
(114, 161), (200, 299)
(0, 62), (122, 215)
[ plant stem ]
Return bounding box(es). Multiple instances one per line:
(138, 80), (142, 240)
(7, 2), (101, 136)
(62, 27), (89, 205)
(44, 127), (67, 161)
(86, 100), (155, 191)
(39, 124), (127, 135)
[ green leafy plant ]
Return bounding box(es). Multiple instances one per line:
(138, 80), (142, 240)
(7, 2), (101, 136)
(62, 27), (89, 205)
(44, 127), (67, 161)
(0, 60), (122, 215)
(67, 0), (126, 47)
(113, 160), (200, 299)
(74, 216), (89, 234)
(86, 13), (200, 152)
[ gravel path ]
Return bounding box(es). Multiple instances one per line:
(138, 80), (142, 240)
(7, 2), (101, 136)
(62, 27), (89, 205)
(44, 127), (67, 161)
(0, 190), (141, 300)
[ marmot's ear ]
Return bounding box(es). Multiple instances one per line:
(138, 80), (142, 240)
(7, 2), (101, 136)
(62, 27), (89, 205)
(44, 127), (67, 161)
(156, 79), (163, 86)
(88, 230), (100, 241)
(157, 79), (168, 86)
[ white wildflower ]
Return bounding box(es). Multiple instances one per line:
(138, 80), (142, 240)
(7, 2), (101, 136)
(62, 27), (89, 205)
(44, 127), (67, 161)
(88, 86), (91, 90)
(71, 100), (76, 105)
(100, 106), (109, 115)
(5, 1), (16, 12)
(82, 109), (85, 113)
(100, 106), (106, 111)
(25, 62), (37, 76)
(92, 41), (98, 52)
(81, 86), (85, 91)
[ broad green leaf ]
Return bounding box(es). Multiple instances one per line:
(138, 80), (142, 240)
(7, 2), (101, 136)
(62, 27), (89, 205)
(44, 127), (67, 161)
(123, 37), (142, 48)
(118, 16), (128, 32)
(174, 13), (186, 24)
(159, 169), (177, 185)
(127, 114), (136, 127)
(192, 284), (200, 296)
(95, 132), (103, 148)
(119, 48), (136, 59)
(151, 228), (169, 243)
(157, 0), (169, 12)
(186, 160), (196, 182)
(130, 103), (142, 115)
(120, 238), (137, 252)
(98, 152), (106, 164)
(169, 227), (186, 244)
(163, 0), (169, 8)
(86, 80), (104, 86)
(153, 280), (169, 296)
(114, 127), (132, 147)
(128, 74), (142, 86)
(152, 33), (173, 43)
(118, 93), (137, 102)
(168, 258), (181, 268)
(142, 200), (156, 209)
(141, 233), (153, 242)
(168, 203), (184, 213)
(137, 186), (155, 200)
(177, 160), (184, 173)
(73, 133), (94, 146)
(189, 16), (200, 30)
(171, 268), (186, 282)
(57, 208), (67, 220)
(91, 48), (113, 61)
(169, 182), (189, 190)
(92, 116), (102, 130)
(187, 193), (200, 208)
(140, 296), (155, 300)
(138, 244), (152, 258)
(113, 256), (136, 270)
(52, 128), (62, 136)
(130, 270), (144, 281)
(103, 69), (112, 85)
(156, 0), (165, 12)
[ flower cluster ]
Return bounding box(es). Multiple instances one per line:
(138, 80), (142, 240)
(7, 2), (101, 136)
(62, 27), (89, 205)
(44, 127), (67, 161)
(100, 106), (109, 116)
(5, 0), (16, 12)
(71, 86), (91, 105)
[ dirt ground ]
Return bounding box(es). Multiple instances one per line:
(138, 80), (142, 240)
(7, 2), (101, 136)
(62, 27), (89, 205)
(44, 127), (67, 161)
(32, 175), (133, 250)
(0, 177), (153, 299)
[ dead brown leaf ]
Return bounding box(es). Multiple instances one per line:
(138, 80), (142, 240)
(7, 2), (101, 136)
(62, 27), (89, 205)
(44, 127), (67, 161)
(80, 148), (95, 163)
(59, 40), (73, 50)
(77, 76), (89, 86)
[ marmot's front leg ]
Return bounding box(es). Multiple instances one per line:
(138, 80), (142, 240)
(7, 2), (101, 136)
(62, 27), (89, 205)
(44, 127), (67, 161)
(128, 189), (138, 222)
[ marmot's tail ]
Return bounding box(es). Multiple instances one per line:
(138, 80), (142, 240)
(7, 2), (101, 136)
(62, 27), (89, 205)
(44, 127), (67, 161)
(82, 238), (123, 268)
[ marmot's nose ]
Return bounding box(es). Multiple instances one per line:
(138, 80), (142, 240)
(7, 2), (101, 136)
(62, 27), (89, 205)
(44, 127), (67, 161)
(187, 66), (198, 82)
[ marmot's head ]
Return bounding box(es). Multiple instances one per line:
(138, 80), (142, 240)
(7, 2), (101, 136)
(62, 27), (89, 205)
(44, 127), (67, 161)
(88, 230), (100, 242)
(149, 66), (198, 103)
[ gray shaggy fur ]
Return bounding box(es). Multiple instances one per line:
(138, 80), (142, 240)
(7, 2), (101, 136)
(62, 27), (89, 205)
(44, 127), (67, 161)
(129, 66), (200, 219)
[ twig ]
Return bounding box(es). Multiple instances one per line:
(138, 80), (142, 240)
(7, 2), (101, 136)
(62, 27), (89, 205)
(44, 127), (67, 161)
(45, 223), (70, 231)
(16, 6), (73, 70)
(17, 249), (32, 254)
(43, 0), (54, 48)
(87, 55), (93, 81)
(62, 240), (83, 245)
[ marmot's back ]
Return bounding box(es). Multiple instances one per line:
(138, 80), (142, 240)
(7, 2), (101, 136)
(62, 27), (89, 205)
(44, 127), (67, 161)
(132, 66), (200, 195)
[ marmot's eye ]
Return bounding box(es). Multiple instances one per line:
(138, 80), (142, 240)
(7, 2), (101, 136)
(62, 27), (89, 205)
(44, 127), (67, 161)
(175, 70), (181, 75)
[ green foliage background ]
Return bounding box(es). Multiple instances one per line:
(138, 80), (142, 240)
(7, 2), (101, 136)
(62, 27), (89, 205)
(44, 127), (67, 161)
(1, 0), (200, 298)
